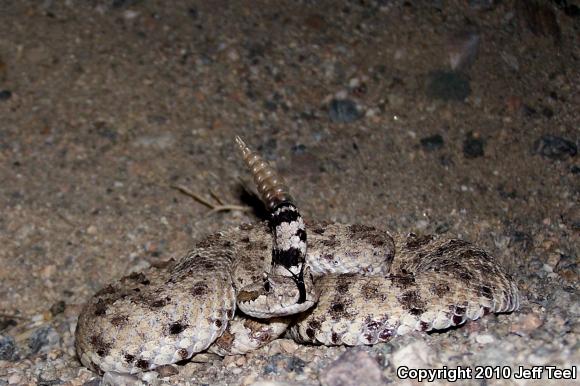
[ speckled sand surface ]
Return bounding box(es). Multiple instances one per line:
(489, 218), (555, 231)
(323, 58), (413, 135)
(0, 1), (578, 385)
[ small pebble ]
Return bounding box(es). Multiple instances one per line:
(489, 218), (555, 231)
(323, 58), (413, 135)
(235, 356), (246, 366)
(0, 317), (17, 331)
(511, 312), (543, 335)
(155, 364), (179, 377)
(415, 219), (429, 230)
(123, 10), (140, 20)
(286, 356), (305, 372)
(264, 353), (305, 374)
(475, 334), (495, 344)
(187, 7), (198, 19)
(463, 132), (485, 158)
(240, 374), (257, 386)
(391, 340), (433, 369)
(328, 99), (362, 123)
(533, 135), (577, 160)
(278, 339), (299, 354)
(28, 326), (59, 355)
(268, 339), (299, 356)
(0, 335), (18, 361)
(291, 144), (307, 155)
(189, 352), (220, 363)
(81, 379), (101, 386)
(320, 350), (384, 386)
(555, 254), (578, 281)
(41, 264), (57, 280)
(222, 355), (237, 366)
(7, 374), (21, 385)
(102, 371), (144, 386)
(132, 133), (176, 150)
(0, 90), (12, 101)
(348, 77), (360, 88)
(420, 134), (444, 151)
(49, 301), (66, 316)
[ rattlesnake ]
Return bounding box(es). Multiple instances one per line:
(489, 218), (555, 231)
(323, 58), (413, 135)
(75, 137), (520, 377)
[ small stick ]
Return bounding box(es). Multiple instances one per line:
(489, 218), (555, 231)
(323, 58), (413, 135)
(205, 205), (252, 216)
(171, 185), (251, 215)
(171, 185), (215, 209)
(209, 189), (224, 206)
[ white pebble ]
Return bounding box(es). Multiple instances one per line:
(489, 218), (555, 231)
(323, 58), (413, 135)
(392, 340), (433, 369)
(476, 334), (495, 345)
(8, 374), (21, 385)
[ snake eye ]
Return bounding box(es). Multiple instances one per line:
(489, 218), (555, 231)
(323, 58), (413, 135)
(263, 280), (271, 292)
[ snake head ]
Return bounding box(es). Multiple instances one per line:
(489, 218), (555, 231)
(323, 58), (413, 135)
(237, 266), (319, 318)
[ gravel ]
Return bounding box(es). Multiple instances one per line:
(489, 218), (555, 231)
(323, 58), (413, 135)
(0, 0), (577, 384)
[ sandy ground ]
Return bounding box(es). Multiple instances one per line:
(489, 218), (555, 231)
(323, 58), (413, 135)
(0, 0), (578, 385)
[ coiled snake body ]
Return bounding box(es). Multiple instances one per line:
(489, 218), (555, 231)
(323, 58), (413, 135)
(75, 138), (520, 375)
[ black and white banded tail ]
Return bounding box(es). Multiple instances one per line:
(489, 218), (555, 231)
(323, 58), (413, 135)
(235, 137), (308, 302)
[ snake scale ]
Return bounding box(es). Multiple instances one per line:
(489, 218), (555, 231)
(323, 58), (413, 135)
(75, 137), (520, 377)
